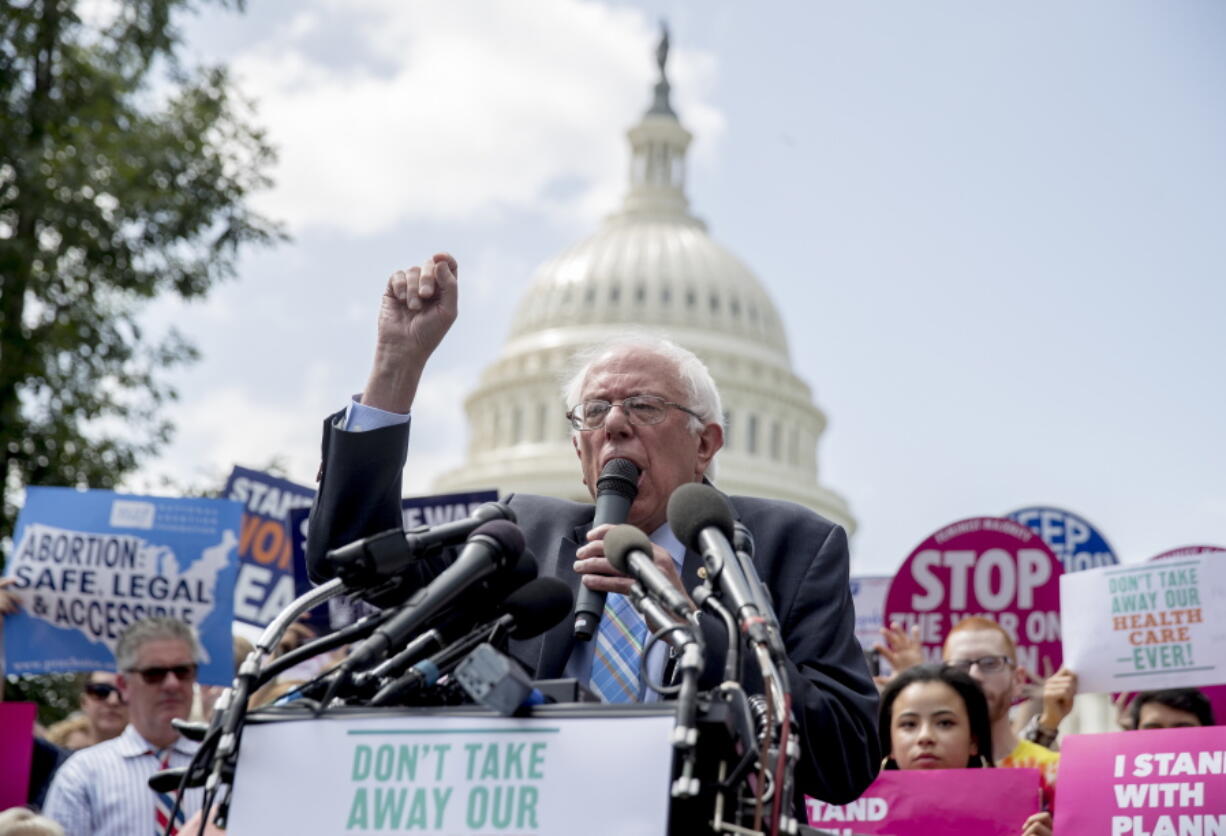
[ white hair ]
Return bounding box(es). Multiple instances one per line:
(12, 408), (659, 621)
(562, 334), (723, 478)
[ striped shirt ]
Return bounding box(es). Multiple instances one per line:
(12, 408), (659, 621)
(43, 724), (203, 836)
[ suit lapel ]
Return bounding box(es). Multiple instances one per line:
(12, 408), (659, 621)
(528, 525), (589, 679)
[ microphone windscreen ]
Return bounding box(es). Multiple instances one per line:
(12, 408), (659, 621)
(505, 548), (539, 587)
(503, 577), (575, 639)
(667, 483), (735, 550)
(470, 519), (526, 562)
(603, 524), (653, 575)
(474, 501), (517, 525)
(596, 458), (640, 499)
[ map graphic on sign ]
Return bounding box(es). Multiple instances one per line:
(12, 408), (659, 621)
(2, 487), (241, 684)
(10, 522), (233, 661)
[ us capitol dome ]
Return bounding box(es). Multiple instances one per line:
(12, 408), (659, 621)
(434, 31), (855, 534)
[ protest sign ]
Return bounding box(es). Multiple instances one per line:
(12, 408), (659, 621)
(1007, 505), (1117, 572)
(0, 702), (36, 809)
(851, 576), (892, 651)
(1148, 546), (1226, 724)
(1151, 545), (1226, 561)
(401, 490), (500, 530)
(1054, 727), (1226, 835)
(1061, 557), (1225, 694)
(2, 487), (240, 684)
(227, 711), (674, 834)
(852, 575), (893, 677)
(884, 517), (1063, 673)
(806, 768), (1040, 835)
(224, 466), (316, 633)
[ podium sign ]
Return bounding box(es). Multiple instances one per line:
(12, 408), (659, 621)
(227, 710), (675, 834)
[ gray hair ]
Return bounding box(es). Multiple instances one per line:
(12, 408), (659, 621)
(562, 335), (723, 477)
(0, 807), (66, 836)
(115, 617), (200, 672)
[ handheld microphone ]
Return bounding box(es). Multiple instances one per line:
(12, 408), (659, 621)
(603, 524), (696, 618)
(573, 458), (640, 641)
(340, 520), (526, 675)
(326, 501), (517, 586)
(667, 483), (768, 644)
(370, 577), (573, 706)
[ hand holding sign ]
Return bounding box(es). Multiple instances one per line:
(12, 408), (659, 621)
(0, 577), (20, 614)
(1039, 666), (1078, 730)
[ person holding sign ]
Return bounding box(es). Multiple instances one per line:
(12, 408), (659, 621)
(879, 664), (1053, 836)
(305, 253), (881, 810)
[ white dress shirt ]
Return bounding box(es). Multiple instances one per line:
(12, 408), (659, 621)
(43, 724), (202, 836)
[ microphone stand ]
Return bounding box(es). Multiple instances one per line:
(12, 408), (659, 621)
(696, 548), (801, 836)
(623, 582), (706, 801)
(202, 578), (347, 828)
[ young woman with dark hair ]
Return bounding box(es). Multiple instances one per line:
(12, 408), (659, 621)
(879, 664), (1053, 836)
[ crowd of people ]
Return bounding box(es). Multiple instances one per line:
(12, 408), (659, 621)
(870, 616), (1217, 834)
(1, 604), (1218, 834)
(1, 582), (315, 836)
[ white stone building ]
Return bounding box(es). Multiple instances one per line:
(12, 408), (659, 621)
(434, 35), (853, 533)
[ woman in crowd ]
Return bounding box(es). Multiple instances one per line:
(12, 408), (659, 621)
(879, 664), (1053, 836)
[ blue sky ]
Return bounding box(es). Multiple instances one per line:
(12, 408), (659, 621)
(134, 0), (1226, 576)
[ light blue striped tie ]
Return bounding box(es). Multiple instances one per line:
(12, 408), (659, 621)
(589, 592), (648, 703)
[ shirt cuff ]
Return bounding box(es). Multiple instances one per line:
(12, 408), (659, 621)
(343, 396), (411, 432)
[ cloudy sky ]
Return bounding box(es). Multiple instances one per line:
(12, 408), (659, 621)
(133, 0), (1226, 576)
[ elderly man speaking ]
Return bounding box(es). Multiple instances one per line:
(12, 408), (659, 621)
(306, 253), (879, 807)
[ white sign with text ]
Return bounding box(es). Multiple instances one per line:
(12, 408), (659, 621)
(227, 711), (676, 834)
(1061, 557), (1226, 694)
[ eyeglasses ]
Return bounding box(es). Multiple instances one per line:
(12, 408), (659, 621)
(84, 682), (124, 702)
(566, 395), (704, 431)
(946, 655), (1014, 675)
(126, 664), (198, 685)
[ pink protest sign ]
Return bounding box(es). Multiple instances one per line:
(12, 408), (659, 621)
(1148, 546), (1226, 733)
(806, 768), (1040, 835)
(0, 702), (36, 808)
(884, 517), (1064, 674)
(1054, 727), (1226, 835)
(1150, 545), (1226, 561)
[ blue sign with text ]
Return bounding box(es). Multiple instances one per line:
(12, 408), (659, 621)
(224, 466), (316, 629)
(2, 487), (241, 685)
(1006, 505), (1118, 573)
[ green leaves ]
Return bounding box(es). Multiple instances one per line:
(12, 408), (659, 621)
(0, 0), (283, 546)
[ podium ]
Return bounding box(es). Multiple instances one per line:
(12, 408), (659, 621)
(226, 702), (679, 834)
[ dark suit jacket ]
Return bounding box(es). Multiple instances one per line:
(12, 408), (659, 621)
(307, 415), (881, 805)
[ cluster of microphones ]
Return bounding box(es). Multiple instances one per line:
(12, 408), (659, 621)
(153, 459), (803, 834)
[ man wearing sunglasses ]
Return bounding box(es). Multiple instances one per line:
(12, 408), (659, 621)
(306, 254), (880, 810)
(44, 618), (203, 835)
